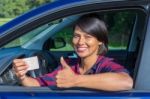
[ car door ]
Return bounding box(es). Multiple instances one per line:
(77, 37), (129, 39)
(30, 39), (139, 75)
(0, 0), (149, 99)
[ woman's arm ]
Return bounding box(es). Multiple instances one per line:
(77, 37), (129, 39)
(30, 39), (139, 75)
(56, 57), (133, 91)
(20, 76), (40, 87)
(75, 72), (133, 91)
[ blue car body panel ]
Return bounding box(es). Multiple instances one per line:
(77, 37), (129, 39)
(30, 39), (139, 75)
(0, 91), (150, 99)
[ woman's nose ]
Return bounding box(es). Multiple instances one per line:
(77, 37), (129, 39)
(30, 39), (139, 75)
(78, 37), (85, 45)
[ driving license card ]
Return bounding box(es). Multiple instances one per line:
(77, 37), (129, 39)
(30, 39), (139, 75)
(23, 56), (39, 71)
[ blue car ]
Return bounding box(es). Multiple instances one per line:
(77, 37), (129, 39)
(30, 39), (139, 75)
(0, 0), (149, 98)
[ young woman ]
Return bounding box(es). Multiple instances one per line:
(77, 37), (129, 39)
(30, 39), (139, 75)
(13, 14), (133, 91)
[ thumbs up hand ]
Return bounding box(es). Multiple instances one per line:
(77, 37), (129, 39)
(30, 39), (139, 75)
(60, 57), (71, 69)
(56, 57), (78, 88)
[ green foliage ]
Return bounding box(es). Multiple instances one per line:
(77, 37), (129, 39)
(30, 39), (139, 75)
(27, 0), (51, 9)
(105, 11), (136, 47)
(0, 0), (52, 18)
(55, 27), (73, 44)
(0, 18), (12, 25)
(110, 11), (135, 35)
(0, 0), (28, 17)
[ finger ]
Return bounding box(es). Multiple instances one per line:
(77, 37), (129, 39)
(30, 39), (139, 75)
(56, 77), (71, 88)
(56, 73), (65, 80)
(13, 59), (27, 68)
(13, 62), (27, 68)
(14, 65), (28, 72)
(56, 74), (66, 80)
(56, 74), (60, 79)
(18, 70), (27, 77)
(56, 79), (66, 88)
(60, 57), (70, 69)
(57, 83), (63, 88)
(13, 59), (24, 64)
(15, 70), (27, 80)
(56, 78), (66, 84)
(13, 60), (28, 71)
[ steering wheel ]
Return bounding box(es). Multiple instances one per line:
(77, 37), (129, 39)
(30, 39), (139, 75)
(0, 51), (58, 86)
(30, 50), (58, 77)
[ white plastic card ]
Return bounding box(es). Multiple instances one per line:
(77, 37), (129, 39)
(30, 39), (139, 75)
(23, 56), (39, 71)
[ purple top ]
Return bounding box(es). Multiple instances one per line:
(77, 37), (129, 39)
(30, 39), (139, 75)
(36, 56), (128, 86)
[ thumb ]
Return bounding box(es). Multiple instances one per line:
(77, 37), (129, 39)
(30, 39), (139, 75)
(60, 57), (70, 69)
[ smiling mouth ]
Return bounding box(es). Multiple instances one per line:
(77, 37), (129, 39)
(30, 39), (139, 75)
(77, 47), (87, 52)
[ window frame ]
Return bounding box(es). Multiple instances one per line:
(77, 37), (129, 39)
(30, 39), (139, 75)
(0, 0), (148, 94)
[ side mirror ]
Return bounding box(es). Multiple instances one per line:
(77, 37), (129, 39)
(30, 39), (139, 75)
(43, 37), (66, 50)
(53, 37), (66, 49)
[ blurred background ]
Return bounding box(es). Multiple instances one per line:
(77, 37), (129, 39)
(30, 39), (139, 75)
(0, 0), (54, 25)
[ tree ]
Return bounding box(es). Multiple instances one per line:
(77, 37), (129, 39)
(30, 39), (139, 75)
(27, 0), (51, 9)
(0, 0), (52, 18)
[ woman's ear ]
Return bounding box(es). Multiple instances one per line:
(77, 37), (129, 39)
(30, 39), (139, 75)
(99, 42), (102, 45)
(98, 42), (107, 55)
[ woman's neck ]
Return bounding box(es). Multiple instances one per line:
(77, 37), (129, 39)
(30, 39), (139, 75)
(80, 55), (99, 74)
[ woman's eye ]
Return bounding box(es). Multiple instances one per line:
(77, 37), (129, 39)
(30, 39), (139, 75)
(85, 35), (92, 39)
(73, 34), (79, 38)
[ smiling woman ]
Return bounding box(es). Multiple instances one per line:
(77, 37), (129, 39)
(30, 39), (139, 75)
(12, 14), (133, 91)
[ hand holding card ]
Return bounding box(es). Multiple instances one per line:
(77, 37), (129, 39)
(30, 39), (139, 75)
(23, 56), (39, 71)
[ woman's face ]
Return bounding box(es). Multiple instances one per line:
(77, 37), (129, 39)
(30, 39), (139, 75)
(72, 26), (102, 58)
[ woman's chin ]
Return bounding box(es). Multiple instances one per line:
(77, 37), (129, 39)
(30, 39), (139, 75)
(77, 53), (87, 58)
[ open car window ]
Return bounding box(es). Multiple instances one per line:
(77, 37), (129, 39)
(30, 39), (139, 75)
(0, 9), (142, 87)
(0, 0), (147, 94)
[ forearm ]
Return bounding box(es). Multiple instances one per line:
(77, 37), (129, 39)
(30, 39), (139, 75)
(75, 72), (133, 91)
(20, 76), (40, 87)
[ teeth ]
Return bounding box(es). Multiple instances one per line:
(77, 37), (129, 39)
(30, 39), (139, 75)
(77, 47), (87, 51)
